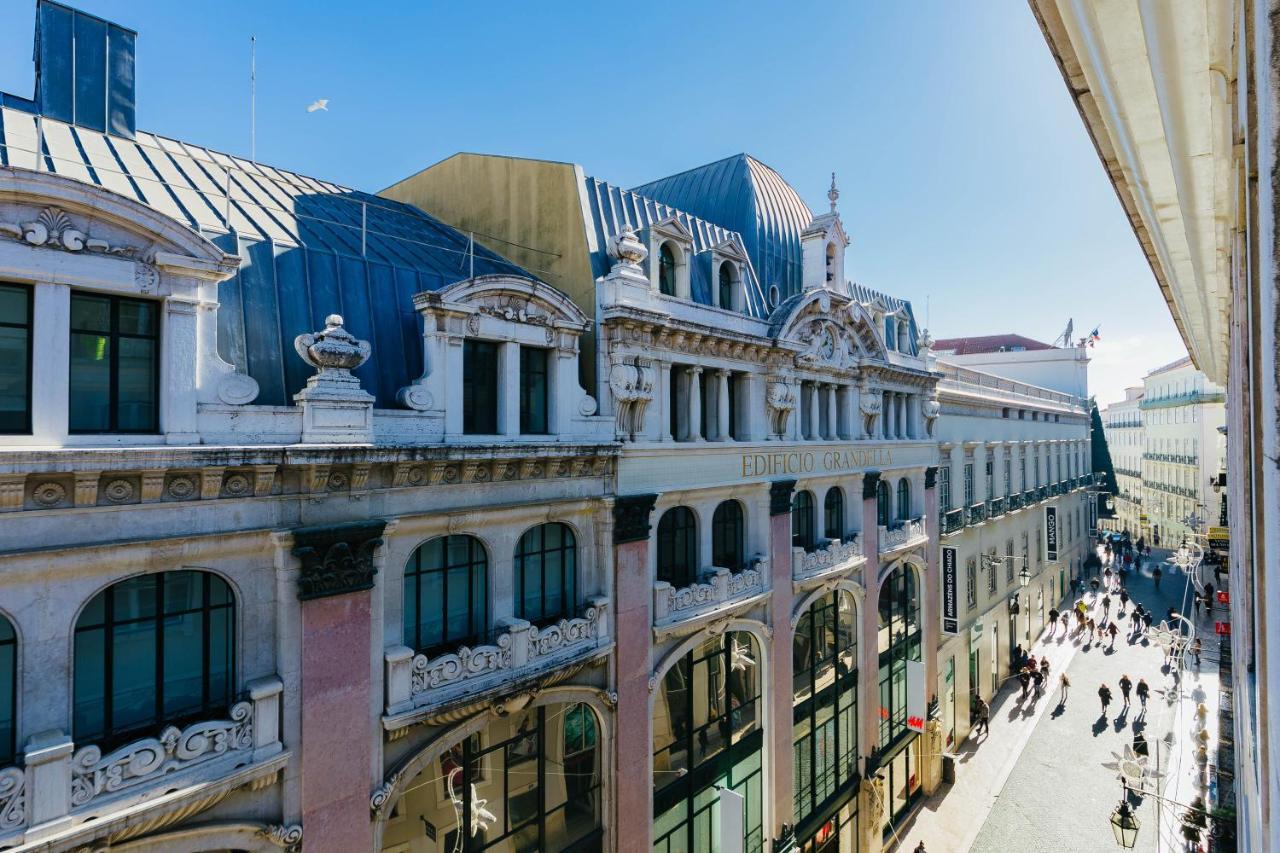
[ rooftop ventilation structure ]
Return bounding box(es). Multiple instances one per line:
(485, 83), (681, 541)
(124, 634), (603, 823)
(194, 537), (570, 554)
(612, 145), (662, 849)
(32, 0), (136, 138)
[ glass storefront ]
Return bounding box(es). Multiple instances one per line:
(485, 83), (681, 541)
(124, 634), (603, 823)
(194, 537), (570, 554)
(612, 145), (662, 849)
(880, 738), (921, 837)
(652, 632), (764, 853)
(799, 801), (859, 853)
(381, 702), (603, 852)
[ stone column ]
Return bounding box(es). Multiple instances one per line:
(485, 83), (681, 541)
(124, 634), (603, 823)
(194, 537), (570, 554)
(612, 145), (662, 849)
(836, 385), (850, 440)
(717, 369), (731, 441)
(500, 341), (521, 436)
(688, 367), (704, 442)
(612, 494), (658, 853)
(292, 520), (386, 851)
(885, 393), (896, 439)
(767, 480), (797, 844)
(658, 361), (673, 442)
(829, 384), (839, 438)
(808, 382), (821, 440)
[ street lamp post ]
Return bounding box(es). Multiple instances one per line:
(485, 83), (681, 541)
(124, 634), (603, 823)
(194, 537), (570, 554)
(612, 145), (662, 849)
(1110, 800), (1140, 849)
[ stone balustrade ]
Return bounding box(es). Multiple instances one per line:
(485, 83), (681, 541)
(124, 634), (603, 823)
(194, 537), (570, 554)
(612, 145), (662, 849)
(384, 597), (610, 720)
(878, 517), (927, 553)
(653, 561), (767, 629)
(1, 676), (284, 847)
(792, 536), (864, 587)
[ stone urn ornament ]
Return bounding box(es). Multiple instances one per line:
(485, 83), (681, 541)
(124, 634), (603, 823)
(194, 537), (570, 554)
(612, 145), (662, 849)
(295, 314), (372, 377)
(293, 314), (375, 443)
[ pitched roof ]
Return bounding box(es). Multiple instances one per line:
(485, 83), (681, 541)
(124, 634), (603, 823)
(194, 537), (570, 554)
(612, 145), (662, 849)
(0, 106), (532, 408)
(931, 334), (1054, 355)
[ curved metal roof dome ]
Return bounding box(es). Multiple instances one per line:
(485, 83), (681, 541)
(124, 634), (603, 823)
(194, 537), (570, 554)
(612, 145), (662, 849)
(633, 153), (814, 301)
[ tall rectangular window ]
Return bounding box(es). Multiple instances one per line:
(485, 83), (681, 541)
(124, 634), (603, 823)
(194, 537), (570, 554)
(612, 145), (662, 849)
(0, 284), (32, 434)
(939, 466), (951, 513)
(963, 462), (974, 506)
(462, 340), (499, 434)
(965, 559), (977, 609)
(519, 346), (549, 435)
(1019, 457), (1026, 491)
(985, 459), (994, 499)
(69, 292), (158, 433)
(1003, 459), (1012, 496)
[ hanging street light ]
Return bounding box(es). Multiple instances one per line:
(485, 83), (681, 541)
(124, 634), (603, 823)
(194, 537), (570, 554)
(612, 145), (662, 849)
(1018, 561), (1031, 588)
(1110, 799), (1140, 848)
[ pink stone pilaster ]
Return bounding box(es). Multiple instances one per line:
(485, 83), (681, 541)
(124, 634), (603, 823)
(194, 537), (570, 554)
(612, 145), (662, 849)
(859, 475), (882, 758)
(768, 507), (795, 835)
(300, 591), (373, 852)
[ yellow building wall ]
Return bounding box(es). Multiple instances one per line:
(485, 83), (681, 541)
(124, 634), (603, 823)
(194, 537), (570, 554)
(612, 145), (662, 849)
(380, 154), (601, 392)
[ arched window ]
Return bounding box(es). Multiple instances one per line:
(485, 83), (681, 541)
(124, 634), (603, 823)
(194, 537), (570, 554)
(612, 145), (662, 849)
(658, 243), (677, 296)
(877, 480), (891, 527)
(793, 591), (858, 825)
(657, 507), (698, 588)
(792, 490), (815, 551)
(825, 242), (836, 283)
(897, 478), (911, 521)
(718, 262), (736, 310)
(653, 632), (763, 853)
(823, 487), (845, 541)
(73, 571), (235, 748)
(404, 535), (488, 655)
(0, 615), (14, 766)
(711, 500), (746, 572)
(877, 565), (922, 746)
(514, 523), (576, 626)
(414, 702), (603, 851)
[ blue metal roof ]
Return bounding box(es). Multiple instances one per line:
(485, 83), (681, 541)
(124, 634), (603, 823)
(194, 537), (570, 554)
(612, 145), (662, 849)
(633, 154), (814, 301)
(583, 176), (770, 319)
(0, 106), (532, 408)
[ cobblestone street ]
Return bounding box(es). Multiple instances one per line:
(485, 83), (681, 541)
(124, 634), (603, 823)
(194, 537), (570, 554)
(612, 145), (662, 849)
(902, 547), (1223, 852)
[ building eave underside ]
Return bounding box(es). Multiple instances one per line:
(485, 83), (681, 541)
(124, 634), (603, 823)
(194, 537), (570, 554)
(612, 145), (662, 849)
(1029, 0), (1234, 385)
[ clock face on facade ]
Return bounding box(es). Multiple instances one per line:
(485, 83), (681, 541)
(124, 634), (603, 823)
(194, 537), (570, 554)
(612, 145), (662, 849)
(820, 328), (836, 360)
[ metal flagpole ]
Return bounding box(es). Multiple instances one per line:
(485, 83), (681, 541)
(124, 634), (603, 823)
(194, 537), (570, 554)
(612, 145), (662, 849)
(250, 36), (257, 163)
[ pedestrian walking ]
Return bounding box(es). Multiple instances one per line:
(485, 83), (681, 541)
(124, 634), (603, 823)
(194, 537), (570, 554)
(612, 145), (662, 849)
(1136, 678), (1150, 708)
(914, 842), (927, 853)
(1048, 608), (1059, 635)
(1119, 589), (1130, 615)
(1040, 657), (1050, 681)
(1060, 610), (1069, 632)
(1194, 592), (1203, 618)
(1102, 594), (1112, 617)
(1153, 565), (1162, 589)
(1059, 672), (1070, 704)
(1014, 643), (1025, 669)
(1090, 577), (1101, 595)
(1086, 617), (1096, 640)
(1204, 583), (1216, 613)
(1192, 638), (1203, 667)
(1119, 674), (1132, 706)
(1142, 609), (1154, 634)
(1018, 669), (1031, 698)
(975, 698), (990, 736)
(1107, 621), (1119, 647)
(1099, 683), (1113, 715)
(1031, 668), (1044, 698)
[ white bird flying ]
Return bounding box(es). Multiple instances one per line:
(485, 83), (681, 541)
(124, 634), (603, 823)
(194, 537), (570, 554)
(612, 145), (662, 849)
(306, 99), (329, 113)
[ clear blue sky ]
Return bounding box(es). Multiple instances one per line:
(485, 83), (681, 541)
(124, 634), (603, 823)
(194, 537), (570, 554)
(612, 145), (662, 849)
(0, 0), (1187, 406)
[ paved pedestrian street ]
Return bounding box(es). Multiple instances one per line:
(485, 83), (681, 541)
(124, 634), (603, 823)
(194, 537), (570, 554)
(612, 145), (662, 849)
(899, 548), (1224, 852)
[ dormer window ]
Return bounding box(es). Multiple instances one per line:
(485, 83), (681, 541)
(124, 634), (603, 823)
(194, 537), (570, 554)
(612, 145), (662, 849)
(658, 243), (678, 296)
(825, 243), (836, 282)
(715, 260), (743, 312)
(69, 291), (160, 434)
(897, 319), (910, 353)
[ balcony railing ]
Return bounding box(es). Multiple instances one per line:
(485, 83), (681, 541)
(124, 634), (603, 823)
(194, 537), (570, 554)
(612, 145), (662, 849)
(653, 561), (768, 632)
(966, 502), (987, 526)
(988, 496), (1005, 518)
(879, 517), (927, 553)
(793, 536), (864, 588)
(1007, 492), (1023, 511)
(942, 508), (965, 535)
(385, 598), (611, 722)
(1036, 486), (1049, 502)
(1, 677), (285, 847)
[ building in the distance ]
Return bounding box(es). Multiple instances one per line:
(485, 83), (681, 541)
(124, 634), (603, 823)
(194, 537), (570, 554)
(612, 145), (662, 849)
(1099, 387), (1145, 535)
(1099, 358), (1226, 546)
(929, 335), (1093, 749)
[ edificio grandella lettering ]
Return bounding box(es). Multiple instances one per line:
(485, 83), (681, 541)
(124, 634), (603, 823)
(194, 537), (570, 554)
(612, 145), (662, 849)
(741, 446), (894, 478)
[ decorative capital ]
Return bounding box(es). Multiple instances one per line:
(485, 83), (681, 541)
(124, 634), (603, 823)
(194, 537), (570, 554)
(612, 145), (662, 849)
(862, 471), (882, 500)
(925, 466), (938, 489)
(613, 494), (658, 545)
(769, 479), (796, 516)
(258, 823), (303, 852)
(292, 519), (387, 600)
